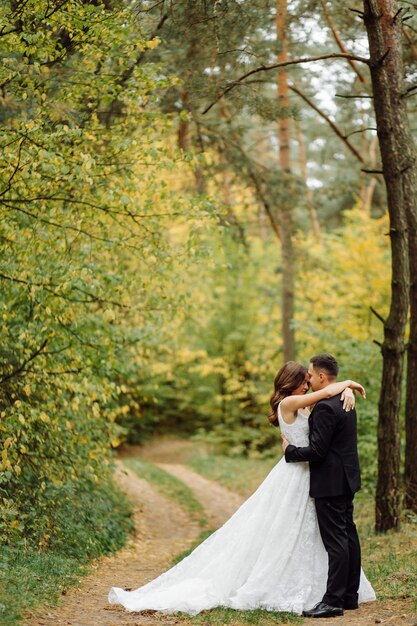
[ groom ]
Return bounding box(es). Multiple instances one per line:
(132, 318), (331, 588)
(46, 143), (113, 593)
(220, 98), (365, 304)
(282, 353), (362, 618)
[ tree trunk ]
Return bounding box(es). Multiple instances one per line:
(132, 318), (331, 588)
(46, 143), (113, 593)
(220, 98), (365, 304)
(294, 118), (321, 238)
(276, 0), (296, 361)
(404, 157), (417, 512)
(360, 135), (378, 211)
(363, 0), (414, 531)
(405, 262), (417, 511)
(178, 91), (189, 151)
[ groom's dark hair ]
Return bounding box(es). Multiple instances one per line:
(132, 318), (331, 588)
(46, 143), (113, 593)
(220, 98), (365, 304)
(310, 353), (339, 378)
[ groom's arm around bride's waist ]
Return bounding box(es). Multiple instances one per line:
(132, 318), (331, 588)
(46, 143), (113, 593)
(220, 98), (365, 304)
(284, 402), (337, 463)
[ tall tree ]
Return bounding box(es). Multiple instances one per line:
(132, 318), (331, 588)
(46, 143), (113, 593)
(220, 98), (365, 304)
(363, 0), (417, 531)
(276, 0), (296, 361)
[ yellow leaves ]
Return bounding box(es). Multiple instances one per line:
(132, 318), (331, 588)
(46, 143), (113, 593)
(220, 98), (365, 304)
(295, 206), (390, 355)
(10, 520), (20, 529)
(92, 402), (100, 417)
(18, 414), (25, 425)
(146, 37), (160, 50)
(103, 308), (116, 322)
(176, 348), (208, 364)
(39, 412), (50, 423)
(3, 437), (14, 450)
(1, 446), (12, 470)
(24, 384), (31, 396)
(225, 378), (243, 393)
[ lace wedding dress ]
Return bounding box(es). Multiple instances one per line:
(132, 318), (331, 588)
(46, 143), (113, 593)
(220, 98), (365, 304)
(108, 407), (376, 615)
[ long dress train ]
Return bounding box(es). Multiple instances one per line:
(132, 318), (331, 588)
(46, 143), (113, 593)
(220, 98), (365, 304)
(108, 407), (376, 615)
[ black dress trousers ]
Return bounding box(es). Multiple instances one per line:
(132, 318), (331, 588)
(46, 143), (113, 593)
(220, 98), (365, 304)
(314, 493), (361, 608)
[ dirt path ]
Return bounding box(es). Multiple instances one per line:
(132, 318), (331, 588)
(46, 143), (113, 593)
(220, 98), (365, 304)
(157, 463), (243, 528)
(24, 463), (200, 626)
(25, 440), (416, 626)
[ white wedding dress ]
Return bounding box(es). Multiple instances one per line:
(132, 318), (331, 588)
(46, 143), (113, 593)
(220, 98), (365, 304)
(108, 407), (376, 615)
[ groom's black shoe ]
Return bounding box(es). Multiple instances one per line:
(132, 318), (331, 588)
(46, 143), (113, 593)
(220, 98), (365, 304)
(302, 602), (344, 618)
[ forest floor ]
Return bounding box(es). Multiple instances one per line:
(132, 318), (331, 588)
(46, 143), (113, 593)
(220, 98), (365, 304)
(24, 439), (417, 626)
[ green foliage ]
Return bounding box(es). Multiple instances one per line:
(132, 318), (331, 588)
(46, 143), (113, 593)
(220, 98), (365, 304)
(0, 547), (86, 626)
(133, 208), (389, 494)
(0, 478), (133, 626)
(0, 0), (212, 546)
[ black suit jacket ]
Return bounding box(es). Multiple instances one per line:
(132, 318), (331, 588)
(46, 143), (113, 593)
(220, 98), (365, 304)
(284, 394), (361, 498)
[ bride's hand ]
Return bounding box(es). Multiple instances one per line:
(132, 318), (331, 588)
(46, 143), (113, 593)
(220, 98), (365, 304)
(341, 387), (355, 412)
(349, 380), (366, 399)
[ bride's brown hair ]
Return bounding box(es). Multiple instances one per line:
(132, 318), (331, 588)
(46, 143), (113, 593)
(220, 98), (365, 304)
(268, 361), (308, 426)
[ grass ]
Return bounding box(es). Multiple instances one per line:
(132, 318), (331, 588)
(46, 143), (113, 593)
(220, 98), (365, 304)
(179, 607), (302, 625)
(123, 456), (208, 527)
(187, 448), (278, 497)
(0, 478), (133, 626)
(360, 507), (417, 609)
(0, 547), (87, 626)
(170, 529), (215, 566)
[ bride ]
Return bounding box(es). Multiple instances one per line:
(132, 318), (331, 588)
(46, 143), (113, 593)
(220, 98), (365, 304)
(108, 361), (376, 615)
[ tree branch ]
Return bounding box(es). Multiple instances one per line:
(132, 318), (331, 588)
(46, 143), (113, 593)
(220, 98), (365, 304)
(344, 127), (377, 137)
(201, 52), (370, 114)
(0, 339), (48, 384)
(370, 306), (386, 324)
(289, 84), (365, 163)
(319, 0), (367, 83)
(1, 203), (144, 252)
(335, 93), (373, 98)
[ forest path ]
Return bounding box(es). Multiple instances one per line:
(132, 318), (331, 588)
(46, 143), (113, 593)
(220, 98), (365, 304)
(25, 439), (416, 626)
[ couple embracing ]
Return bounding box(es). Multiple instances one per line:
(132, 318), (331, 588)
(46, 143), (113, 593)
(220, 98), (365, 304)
(109, 353), (376, 616)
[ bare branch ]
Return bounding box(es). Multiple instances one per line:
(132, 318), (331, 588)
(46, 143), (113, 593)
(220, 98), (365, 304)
(370, 306), (386, 324)
(335, 93), (373, 98)
(289, 84), (365, 163)
(201, 52), (370, 115)
(0, 138), (25, 196)
(319, 0), (367, 83)
(345, 127), (377, 137)
(348, 7), (365, 17)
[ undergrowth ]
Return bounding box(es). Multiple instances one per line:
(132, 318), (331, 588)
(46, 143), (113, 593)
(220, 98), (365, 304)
(0, 478), (133, 626)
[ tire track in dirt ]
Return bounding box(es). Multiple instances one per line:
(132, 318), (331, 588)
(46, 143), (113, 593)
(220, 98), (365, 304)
(157, 463), (243, 528)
